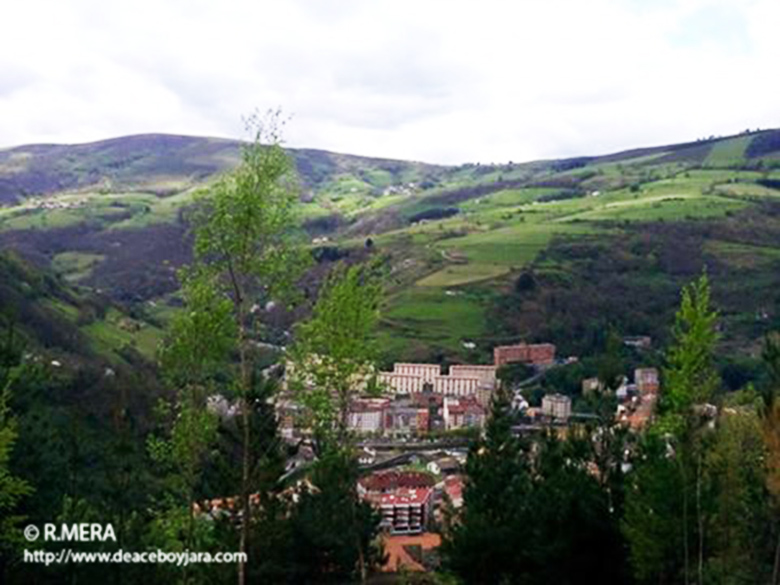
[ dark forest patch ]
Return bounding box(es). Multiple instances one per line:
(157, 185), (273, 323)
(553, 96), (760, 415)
(487, 205), (780, 357)
(746, 130), (780, 158)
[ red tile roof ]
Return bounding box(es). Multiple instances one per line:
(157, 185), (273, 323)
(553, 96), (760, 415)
(378, 487), (433, 506)
(359, 470), (435, 492)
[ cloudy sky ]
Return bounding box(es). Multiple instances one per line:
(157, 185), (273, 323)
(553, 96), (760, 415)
(1, 0), (777, 164)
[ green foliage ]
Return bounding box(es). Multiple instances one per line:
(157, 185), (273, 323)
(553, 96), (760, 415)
(496, 361), (534, 386)
(0, 368), (33, 558)
(597, 329), (625, 390)
(250, 448), (383, 583)
(190, 112), (309, 308)
(443, 387), (629, 584)
(290, 261), (382, 447)
(761, 332), (780, 409)
(704, 403), (771, 583)
(624, 274), (723, 585)
(662, 272), (720, 418)
(158, 272), (236, 387)
(443, 401), (535, 583)
(182, 111), (309, 582)
(623, 433), (687, 584)
(287, 448), (383, 583)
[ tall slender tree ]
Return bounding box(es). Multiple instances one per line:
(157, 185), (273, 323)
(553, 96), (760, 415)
(186, 110), (308, 584)
(624, 272), (720, 585)
(148, 275), (235, 584)
(288, 260), (383, 582)
(289, 261), (382, 450)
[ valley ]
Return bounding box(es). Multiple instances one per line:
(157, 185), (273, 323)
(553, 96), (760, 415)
(1, 130), (780, 369)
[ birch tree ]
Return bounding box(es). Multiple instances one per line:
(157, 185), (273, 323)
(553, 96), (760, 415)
(185, 110), (308, 585)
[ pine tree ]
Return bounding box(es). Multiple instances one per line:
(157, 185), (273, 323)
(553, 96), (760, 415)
(624, 272), (720, 585)
(442, 387), (533, 583)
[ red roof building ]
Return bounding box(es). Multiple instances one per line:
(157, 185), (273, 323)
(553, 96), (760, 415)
(359, 470), (436, 494)
(367, 487), (434, 535)
(493, 343), (556, 367)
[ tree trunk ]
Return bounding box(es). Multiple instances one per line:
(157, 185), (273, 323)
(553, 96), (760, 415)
(773, 522), (780, 585)
(679, 456), (690, 585)
(696, 451), (704, 585)
(238, 302), (250, 585)
(350, 479), (367, 584)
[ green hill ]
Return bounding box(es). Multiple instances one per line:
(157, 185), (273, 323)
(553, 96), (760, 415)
(2, 129), (780, 364)
(0, 251), (164, 366)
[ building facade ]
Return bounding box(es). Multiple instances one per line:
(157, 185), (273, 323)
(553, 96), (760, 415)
(634, 368), (659, 395)
(541, 393), (572, 420)
(493, 343), (556, 367)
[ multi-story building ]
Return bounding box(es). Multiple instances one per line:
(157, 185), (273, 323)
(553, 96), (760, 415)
(374, 488), (434, 535)
(493, 343), (556, 367)
(384, 401), (430, 436)
(634, 368), (660, 395)
(348, 398), (391, 434)
(392, 363), (442, 378)
(541, 393), (571, 420)
(360, 471), (436, 535)
(378, 363), (496, 399)
(449, 364), (496, 384)
(443, 396), (486, 430)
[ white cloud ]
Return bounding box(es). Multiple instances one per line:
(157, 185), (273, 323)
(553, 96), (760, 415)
(0, 0), (777, 164)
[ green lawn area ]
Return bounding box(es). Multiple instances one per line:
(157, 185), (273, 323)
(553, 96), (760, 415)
(415, 221), (593, 286)
(43, 298), (80, 321)
(51, 251), (105, 282)
(417, 263), (509, 287)
(379, 287), (491, 359)
(562, 194), (746, 222)
(459, 188), (559, 212)
(714, 182), (780, 200)
(83, 308), (164, 361)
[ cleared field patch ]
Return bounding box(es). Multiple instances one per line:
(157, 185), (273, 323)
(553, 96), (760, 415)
(83, 308), (164, 361)
(380, 286), (491, 359)
(704, 135), (752, 167)
(564, 194), (746, 222)
(52, 251), (106, 282)
(714, 182), (780, 199)
(434, 222), (590, 265)
(417, 263), (508, 287)
(705, 240), (780, 269)
(411, 221), (592, 287)
(459, 188), (560, 212)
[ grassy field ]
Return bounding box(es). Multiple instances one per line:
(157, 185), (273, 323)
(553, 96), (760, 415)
(51, 251), (106, 282)
(704, 135), (752, 167)
(83, 308), (164, 361)
(3, 130), (780, 363)
(379, 286), (493, 361)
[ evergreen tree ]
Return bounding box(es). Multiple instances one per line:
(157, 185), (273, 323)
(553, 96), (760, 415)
(442, 387), (533, 583)
(530, 432), (630, 585)
(0, 366), (33, 576)
(624, 273), (720, 584)
(283, 448), (383, 583)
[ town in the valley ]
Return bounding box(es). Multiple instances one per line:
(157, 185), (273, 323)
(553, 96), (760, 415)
(200, 339), (660, 573)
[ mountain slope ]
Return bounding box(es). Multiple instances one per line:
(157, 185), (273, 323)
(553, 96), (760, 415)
(2, 129), (780, 364)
